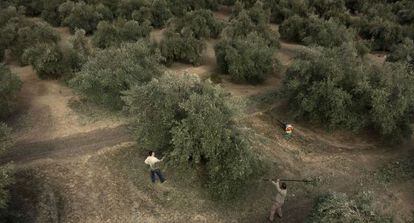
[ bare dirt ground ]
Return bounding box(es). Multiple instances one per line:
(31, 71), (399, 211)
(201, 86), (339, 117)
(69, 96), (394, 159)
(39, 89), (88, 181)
(0, 11), (413, 223)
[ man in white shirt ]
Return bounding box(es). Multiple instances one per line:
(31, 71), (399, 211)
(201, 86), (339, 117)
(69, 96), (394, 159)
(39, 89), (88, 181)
(269, 179), (287, 222)
(144, 151), (165, 183)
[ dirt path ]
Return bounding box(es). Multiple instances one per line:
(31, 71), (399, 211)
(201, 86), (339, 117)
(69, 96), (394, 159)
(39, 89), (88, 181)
(0, 125), (131, 165)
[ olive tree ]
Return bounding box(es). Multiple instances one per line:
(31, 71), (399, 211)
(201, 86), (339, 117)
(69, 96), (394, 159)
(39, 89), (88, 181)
(223, 7), (279, 47)
(263, 0), (308, 23)
(279, 15), (355, 48)
(168, 0), (219, 16)
(387, 38), (414, 66)
(59, 1), (101, 33)
(173, 9), (224, 39)
(70, 40), (163, 109)
(41, 0), (67, 26)
(68, 29), (93, 71)
(123, 73), (199, 151)
(160, 29), (206, 66)
(282, 43), (414, 140)
(170, 81), (256, 200)
(92, 19), (151, 48)
(8, 20), (60, 64)
(355, 16), (404, 51)
(22, 43), (69, 79)
(150, 0), (172, 28)
(215, 32), (276, 84)
(123, 74), (257, 200)
(0, 63), (22, 119)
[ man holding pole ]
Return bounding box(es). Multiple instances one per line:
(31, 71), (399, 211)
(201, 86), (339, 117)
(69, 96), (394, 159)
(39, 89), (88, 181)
(269, 179), (287, 222)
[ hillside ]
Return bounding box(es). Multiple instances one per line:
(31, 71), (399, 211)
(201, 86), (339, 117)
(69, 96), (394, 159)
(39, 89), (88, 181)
(0, 1), (413, 222)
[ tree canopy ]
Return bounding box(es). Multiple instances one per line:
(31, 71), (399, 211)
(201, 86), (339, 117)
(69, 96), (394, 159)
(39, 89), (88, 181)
(70, 40), (163, 110)
(123, 74), (257, 200)
(282, 43), (414, 140)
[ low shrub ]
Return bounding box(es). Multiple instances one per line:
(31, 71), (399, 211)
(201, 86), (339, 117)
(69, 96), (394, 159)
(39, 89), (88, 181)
(307, 192), (392, 222)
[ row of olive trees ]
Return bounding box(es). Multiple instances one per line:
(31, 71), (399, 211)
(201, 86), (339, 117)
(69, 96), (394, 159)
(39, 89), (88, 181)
(4, 0), (175, 32)
(282, 43), (414, 140)
(261, 0), (414, 51)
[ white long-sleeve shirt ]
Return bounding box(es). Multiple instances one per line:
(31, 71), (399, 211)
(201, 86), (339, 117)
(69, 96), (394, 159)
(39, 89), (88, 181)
(272, 181), (287, 204)
(144, 156), (161, 170)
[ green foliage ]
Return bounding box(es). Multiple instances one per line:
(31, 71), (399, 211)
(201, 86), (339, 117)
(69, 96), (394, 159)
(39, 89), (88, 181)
(59, 1), (103, 34)
(308, 0), (348, 22)
(168, 0), (219, 16)
(387, 38), (414, 66)
(5, 18), (60, 64)
(22, 43), (68, 79)
(123, 73), (199, 151)
(92, 19), (151, 48)
(70, 40), (163, 110)
(123, 74), (257, 200)
(282, 44), (414, 140)
(307, 192), (392, 223)
(170, 83), (255, 200)
(0, 64), (22, 119)
(355, 16), (404, 51)
(223, 4), (280, 47)
(12, 0), (43, 16)
(173, 9), (224, 39)
(160, 29), (206, 66)
(215, 32), (276, 84)
(0, 7), (23, 61)
(118, 0), (172, 29)
(150, 0), (172, 28)
(263, 0), (308, 23)
(68, 29), (93, 72)
(40, 0), (67, 26)
(280, 15), (355, 48)
(117, 0), (149, 19)
(0, 123), (13, 209)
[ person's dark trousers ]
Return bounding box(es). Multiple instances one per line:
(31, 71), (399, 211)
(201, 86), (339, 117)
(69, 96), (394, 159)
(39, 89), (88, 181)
(150, 169), (165, 183)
